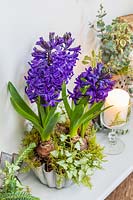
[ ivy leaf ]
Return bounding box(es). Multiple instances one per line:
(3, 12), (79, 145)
(66, 157), (73, 164)
(74, 142), (80, 151)
(65, 150), (72, 157)
(60, 134), (68, 142)
(57, 161), (68, 170)
(86, 168), (93, 176)
(60, 149), (64, 156)
(79, 157), (88, 165)
(67, 171), (73, 179)
(73, 169), (77, 177)
(74, 160), (80, 167)
(50, 150), (59, 158)
(78, 170), (85, 182)
(93, 160), (99, 167)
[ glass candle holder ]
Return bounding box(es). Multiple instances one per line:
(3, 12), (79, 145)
(100, 89), (131, 155)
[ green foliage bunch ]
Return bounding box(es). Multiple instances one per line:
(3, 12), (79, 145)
(96, 4), (133, 74)
(50, 126), (104, 188)
(0, 143), (40, 200)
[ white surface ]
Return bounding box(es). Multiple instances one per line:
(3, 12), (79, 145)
(22, 114), (133, 200)
(0, 0), (133, 153)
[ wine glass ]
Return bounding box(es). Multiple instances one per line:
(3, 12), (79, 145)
(100, 112), (127, 155)
(100, 90), (131, 155)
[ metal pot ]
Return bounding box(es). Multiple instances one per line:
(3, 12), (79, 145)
(33, 164), (73, 189)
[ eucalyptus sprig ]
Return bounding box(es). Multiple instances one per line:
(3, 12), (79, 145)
(96, 4), (107, 36)
(95, 4), (133, 74)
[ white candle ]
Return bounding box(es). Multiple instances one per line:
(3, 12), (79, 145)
(104, 89), (130, 127)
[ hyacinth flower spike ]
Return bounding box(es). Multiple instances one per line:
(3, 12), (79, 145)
(62, 63), (115, 138)
(8, 32), (81, 142)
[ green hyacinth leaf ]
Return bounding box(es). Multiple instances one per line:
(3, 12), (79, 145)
(81, 104), (112, 125)
(69, 103), (84, 137)
(62, 83), (72, 119)
(37, 103), (46, 127)
(8, 82), (39, 121)
(10, 97), (43, 134)
(43, 106), (57, 127)
(42, 112), (60, 141)
(78, 102), (104, 125)
(71, 103), (84, 127)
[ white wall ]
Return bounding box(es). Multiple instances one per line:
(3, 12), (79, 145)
(0, 0), (132, 153)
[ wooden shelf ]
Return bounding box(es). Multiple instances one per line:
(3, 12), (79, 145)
(106, 172), (133, 200)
